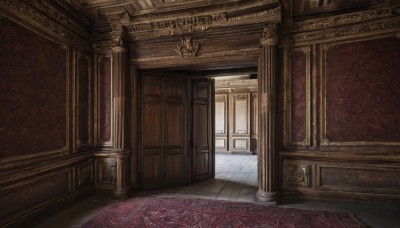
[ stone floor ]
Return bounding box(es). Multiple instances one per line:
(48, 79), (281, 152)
(34, 154), (400, 228)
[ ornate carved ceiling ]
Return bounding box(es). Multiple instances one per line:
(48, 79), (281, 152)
(73, 0), (281, 41)
(64, 0), (279, 23)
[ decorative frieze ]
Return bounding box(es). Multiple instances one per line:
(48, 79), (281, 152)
(1, 0), (90, 49)
(126, 13), (227, 33)
(125, 6), (280, 40)
(292, 17), (400, 44)
(174, 37), (200, 58)
(290, 7), (394, 33)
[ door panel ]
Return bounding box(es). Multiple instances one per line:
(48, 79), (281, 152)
(143, 154), (162, 186)
(215, 94), (228, 152)
(229, 93), (251, 152)
(140, 75), (187, 190)
(143, 102), (162, 149)
(165, 103), (183, 147)
(191, 79), (214, 182)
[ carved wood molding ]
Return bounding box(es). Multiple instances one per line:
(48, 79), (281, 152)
(0, 0), (91, 49)
(282, 5), (400, 46)
(174, 37), (200, 58)
(290, 7), (395, 33)
(293, 0), (380, 16)
(283, 160), (310, 188)
(261, 23), (279, 46)
(123, 6), (280, 40)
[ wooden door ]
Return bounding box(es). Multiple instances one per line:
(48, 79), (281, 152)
(191, 79), (215, 182)
(140, 74), (188, 190)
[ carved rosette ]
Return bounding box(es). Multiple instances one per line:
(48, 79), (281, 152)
(284, 161), (310, 187)
(261, 23), (279, 46)
(174, 37), (200, 57)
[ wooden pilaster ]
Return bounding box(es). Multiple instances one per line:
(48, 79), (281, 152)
(257, 23), (279, 203)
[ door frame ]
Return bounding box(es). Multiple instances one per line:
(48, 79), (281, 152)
(132, 68), (258, 191)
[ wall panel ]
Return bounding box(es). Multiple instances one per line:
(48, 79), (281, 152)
(0, 17), (67, 159)
(322, 36), (400, 145)
(285, 47), (311, 147)
(98, 56), (112, 144)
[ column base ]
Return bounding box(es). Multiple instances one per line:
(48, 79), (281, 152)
(113, 187), (131, 199)
(256, 190), (279, 204)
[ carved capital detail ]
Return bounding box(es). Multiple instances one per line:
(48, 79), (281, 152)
(261, 23), (279, 46)
(174, 37), (200, 58)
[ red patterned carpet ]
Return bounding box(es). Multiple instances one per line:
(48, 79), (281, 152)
(82, 196), (366, 227)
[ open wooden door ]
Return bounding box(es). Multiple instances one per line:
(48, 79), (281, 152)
(139, 74), (188, 190)
(191, 78), (215, 183)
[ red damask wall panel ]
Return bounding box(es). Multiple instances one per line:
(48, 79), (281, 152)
(78, 56), (89, 146)
(325, 36), (400, 142)
(0, 18), (67, 158)
(291, 50), (307, 143)
(99, 57), (112, 142)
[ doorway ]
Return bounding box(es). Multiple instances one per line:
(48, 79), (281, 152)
(136, 70), (259, 191)
(137, 72), (214, 191)
(213, 74), (259, 187)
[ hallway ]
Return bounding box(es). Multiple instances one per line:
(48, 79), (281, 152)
(34, 155), (400, 228)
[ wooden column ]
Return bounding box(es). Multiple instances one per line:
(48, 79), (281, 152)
(111, 32), (131, 198)
(257, 23), (279, 203)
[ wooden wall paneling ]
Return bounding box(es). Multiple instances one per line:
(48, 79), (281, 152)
(130, 28), (262, 70)
(215, 94), (228, 152)
(75, 159), (95, 190)
(94, 54), (113, 147)
(320, 36), (400, 148)
(316, 163), (400, 193)
(0, 169), (71, 227)
(0, 1), (95, 226)
(75, 51), (93, 151)
(284, 46), (311, 147)
(229, 93), (251, 152)
(96, 157), (117, 190)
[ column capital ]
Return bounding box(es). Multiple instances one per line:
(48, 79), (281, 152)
(261, 23), (279, 46)
(111, 35), (128, 52)
(111, 23), (129, 52)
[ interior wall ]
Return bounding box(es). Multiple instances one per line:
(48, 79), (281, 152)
(0, 1), (94, 226)
(280, 2), (400, 203)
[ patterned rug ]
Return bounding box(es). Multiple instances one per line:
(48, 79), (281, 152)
(82, 196), (366, 227)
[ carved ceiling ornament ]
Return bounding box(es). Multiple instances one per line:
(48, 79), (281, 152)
(261, 23), (279, 45)
(174, 37), (200, 58)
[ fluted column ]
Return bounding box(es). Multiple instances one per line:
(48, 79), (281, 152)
(111, 31), (131, 198)
(257, 24), (279, 203)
